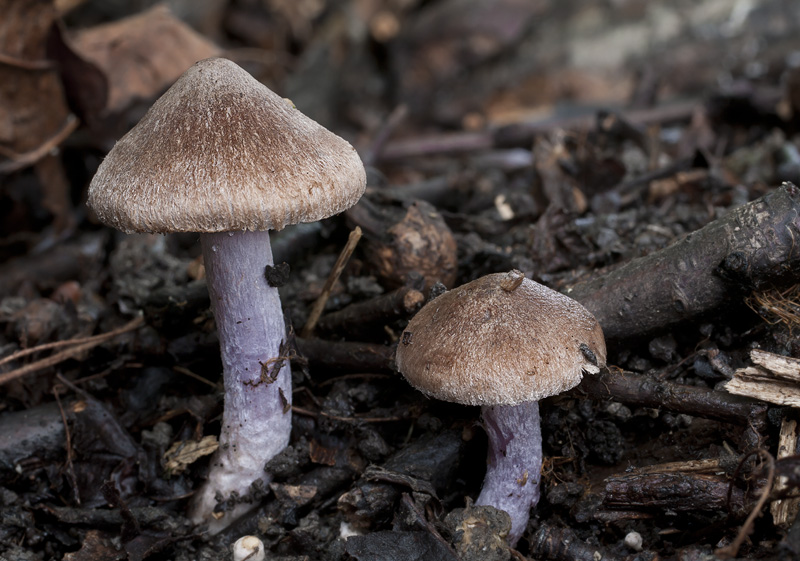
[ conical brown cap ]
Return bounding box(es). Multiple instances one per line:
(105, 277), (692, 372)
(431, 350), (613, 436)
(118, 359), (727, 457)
(395, 270), (606, 406)
(88, 57), (366, 234)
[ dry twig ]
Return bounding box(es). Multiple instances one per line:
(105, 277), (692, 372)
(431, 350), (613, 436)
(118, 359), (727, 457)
(0, 315), (145, 385)
(52, 376), (80, 505)
(716, 449), (776, 559)
(300, 227), (362, 337)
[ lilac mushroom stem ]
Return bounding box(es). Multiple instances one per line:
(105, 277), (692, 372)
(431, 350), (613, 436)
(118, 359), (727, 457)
(190, 230), (292, 533)
(475, 401), (542, 546)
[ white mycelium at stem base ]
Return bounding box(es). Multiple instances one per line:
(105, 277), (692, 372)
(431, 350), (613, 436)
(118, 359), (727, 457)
(476, 402), (542, 545)
(189, 230), (291, 532)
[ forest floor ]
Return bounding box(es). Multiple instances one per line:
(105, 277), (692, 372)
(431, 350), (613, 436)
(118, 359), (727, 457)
(4, 1), (800, 560)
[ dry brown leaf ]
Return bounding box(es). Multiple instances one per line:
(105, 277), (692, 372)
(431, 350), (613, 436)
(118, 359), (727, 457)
(0, 0), (75, 230)
(163, 435), (219, 475)
(0, 0), (70, 153)
(269, 483), (318, 507)
(70, 4), (220, 115)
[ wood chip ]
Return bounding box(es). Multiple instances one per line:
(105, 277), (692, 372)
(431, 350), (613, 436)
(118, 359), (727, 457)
(771, 417), (800, 528)
(724, 349), (800, 407)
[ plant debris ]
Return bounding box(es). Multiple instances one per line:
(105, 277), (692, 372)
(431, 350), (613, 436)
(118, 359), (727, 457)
(6, 0), (800, 559)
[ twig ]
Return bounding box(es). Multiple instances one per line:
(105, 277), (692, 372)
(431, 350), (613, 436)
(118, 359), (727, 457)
(573, 367), (769, 433)
(300, 227), (362, 337)
(0, 114), (80, 174)
(0, 316), (145, 385)
(0, 51), (54, 70)
(53, 378), (80, 505)
(295, 337), (395, 374)
(375, 100), (698, 162)
(494, 99), (699, 149)
(716, 449), (776, 559)
(291, 404), (404, 424)
(316, 286), (425, 338)
(379, 131), (493, 161)
(0, 318), (137, 367)
(366, 174), (455, 207)
(173, 365), (220, 389)
(362, 104), (409, 167)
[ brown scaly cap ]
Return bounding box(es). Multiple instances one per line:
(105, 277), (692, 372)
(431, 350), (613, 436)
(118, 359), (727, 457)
(395, 270), (606, 406)
(88, 57), (366, 234)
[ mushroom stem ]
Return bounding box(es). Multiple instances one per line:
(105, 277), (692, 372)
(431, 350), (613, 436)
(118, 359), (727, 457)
(476, 401), (542, 546)
(190, 230), (292, 533)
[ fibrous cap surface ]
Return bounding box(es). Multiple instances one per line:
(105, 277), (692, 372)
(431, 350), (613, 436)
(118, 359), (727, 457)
(395, 270), (607, 406)
(88, 57), (366, 234)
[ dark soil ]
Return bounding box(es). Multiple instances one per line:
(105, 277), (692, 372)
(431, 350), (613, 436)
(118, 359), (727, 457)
(4, 1), (800, 560)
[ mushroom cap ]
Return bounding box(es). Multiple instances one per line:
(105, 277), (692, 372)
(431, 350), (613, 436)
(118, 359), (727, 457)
(395, 270), (606, 406)
(232, 536), (265, 561)
(88, 57), (366, 234)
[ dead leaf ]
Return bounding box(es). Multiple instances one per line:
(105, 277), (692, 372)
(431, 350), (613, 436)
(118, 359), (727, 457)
(309, 438), (337, 466)
(69, 5), (220, 115)
(163, 435), (218, 475)
(0, 0), (75, 230)
(269, 482), (318, 507)
(0, 0), (71, 154)
(62, 529), (126, 561)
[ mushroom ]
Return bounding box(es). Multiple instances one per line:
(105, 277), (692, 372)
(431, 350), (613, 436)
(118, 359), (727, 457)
(87, 57), (366, 532)
(395, 270), (606, 545)
(233, 536), (265, 561)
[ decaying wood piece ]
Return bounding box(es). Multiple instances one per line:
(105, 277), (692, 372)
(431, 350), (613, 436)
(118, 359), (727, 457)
(573, 367), (768, 435)
(771, 416), (800, 528)
(725, 349), (800, 407)
(603, 471), (750, 515)
(567, 182), (800, 342)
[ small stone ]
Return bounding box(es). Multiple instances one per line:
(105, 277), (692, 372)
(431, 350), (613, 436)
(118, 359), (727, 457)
(624, 531), (643, 551)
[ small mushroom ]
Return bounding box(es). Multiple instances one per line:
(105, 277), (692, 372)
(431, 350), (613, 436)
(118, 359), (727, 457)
(232, 535), (265, 561)
(395, 270), (606, 545)
(87, 57), (365, 532)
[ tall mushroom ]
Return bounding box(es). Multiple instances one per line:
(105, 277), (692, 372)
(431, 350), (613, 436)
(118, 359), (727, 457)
(87, 57), (366, 532)
(395, 270), (606, 545)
